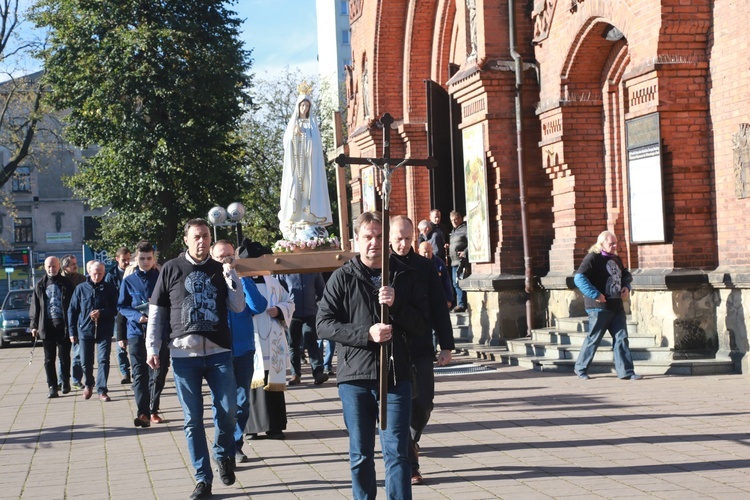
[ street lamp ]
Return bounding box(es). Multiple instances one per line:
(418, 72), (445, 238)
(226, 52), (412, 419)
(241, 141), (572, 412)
(207, 202), (246, 248)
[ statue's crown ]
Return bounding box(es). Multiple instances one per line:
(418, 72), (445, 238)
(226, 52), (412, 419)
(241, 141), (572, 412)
(298, 81), (313, 96)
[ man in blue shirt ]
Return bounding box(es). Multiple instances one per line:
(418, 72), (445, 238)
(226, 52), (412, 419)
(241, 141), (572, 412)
(118, 241), (169, 426)
(211, 240), (268, 464)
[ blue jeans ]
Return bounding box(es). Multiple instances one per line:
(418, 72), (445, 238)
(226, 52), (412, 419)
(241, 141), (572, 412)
(451, 266), (466, 308)
(79, 336), (112, 395)
(318, 339), (335, 372)
(575, 308), (635, 378)
(338, 379), (413, 500)
(232, 350), (254, 454)
(288, 316), (323, 377)
(172, 351), (237, 484)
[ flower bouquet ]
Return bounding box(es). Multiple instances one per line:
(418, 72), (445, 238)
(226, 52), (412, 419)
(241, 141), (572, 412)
(272, 235), (341, 254)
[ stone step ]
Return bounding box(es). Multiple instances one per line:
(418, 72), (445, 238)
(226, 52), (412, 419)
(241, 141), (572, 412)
(506, 339), (674, 362)
(530, 327), (658, 348)
(530, 358), (735, 376)
(554, 316), (639, 335)
(453, 324), (470, 343)
(450, 311), (470, 327)
(489, 350), (734, 376)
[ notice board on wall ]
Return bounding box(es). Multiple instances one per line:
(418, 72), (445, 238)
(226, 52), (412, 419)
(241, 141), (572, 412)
(626, 113), (666, 244)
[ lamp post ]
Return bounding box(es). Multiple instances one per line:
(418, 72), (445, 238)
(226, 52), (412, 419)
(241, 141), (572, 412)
(207, 202), (246, 248)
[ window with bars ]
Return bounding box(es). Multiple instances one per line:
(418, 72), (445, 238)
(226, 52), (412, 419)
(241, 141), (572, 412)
(14, 217), (33, 243)
(12, 166), (31, 192)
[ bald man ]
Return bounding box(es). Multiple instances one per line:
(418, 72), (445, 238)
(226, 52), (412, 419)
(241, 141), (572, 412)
(30, 257), (75, 398)
(390, 215), (455, 485)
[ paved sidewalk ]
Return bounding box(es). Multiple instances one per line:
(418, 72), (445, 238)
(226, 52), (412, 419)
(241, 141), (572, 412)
(2, 342), (750, 499)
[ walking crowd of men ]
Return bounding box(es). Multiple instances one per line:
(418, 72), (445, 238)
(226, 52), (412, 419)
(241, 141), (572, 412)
(28, 208), (587, 500)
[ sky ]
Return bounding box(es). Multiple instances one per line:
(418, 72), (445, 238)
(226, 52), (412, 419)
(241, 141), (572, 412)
(3, 0), (320, 81)
(237, 1), (320, 78)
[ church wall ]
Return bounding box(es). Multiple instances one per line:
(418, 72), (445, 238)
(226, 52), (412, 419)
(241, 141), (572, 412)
(708, 0), (750, 268)
(345, 0), (750, 366)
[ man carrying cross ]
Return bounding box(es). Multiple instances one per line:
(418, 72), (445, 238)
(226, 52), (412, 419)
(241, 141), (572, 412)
(317, 211), (427, 499)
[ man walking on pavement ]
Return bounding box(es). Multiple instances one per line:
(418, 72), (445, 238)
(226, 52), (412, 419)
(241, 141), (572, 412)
(390, 216), (455, 485)
(280, 272), (328, 386)
(68, 261), (119, 401)
(573, 230), (642, 381)
(146, 219), (245, 499)
(317, 211), (427, 500)
(210, 239), (267, 464)
(30, 256), (74, 399)
(118, 241), (170, 426)
(60, 254), (86, 391)
(106, 246), (132, 384)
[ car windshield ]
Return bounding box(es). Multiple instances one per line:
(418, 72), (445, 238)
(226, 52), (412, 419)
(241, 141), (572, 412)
(3, 291), (32, 310)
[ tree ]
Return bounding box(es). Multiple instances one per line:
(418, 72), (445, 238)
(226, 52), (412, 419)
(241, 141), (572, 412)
(31, 0), (252, 257)
(0, 1), (47, 189)
(240, 67), (340, 247)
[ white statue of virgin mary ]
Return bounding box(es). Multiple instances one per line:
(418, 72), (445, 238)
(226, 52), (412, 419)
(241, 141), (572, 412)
(278, 84), (333, 241)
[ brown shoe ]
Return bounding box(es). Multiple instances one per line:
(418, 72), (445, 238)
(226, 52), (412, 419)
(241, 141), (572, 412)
(83, 387), (93, 399)
(411, 471), (424, 485)
(150, 413), (164, 423)
(134, 415), (151, 428)
(288, 375), (301, 386)
(99, 393), (111, 402)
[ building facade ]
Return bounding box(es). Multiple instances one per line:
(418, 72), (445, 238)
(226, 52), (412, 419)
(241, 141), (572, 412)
(0, 75), (106, 299)
(316, 0), (352, 114)
(342, 0), (750, 371)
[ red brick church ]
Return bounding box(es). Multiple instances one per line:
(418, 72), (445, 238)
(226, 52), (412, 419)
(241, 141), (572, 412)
(340, 0), (750, 372)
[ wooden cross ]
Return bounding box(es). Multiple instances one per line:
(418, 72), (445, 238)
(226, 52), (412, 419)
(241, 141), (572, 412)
(335, 112), (437, 430)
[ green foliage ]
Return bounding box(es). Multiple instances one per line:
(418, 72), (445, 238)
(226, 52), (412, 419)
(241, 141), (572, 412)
(31, 0), (252, 258)
(239, 67), (340, 248)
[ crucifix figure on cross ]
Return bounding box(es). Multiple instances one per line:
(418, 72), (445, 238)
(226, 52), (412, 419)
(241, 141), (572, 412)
(335, 112), (437, 430)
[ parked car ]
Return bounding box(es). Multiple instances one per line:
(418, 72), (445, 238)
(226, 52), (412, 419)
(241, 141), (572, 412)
(0, 289), (34, 348)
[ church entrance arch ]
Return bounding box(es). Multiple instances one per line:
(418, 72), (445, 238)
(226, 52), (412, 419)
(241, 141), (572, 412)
(542, 18), (633, 273)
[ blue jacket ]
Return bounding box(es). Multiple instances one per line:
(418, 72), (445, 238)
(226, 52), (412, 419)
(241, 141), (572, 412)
(228, 277), (268, 356)
(432, 255), (454, 305)
(118, 268), (160, 340)
(68, 279), (119, 340)
(105, 265), (125, 290)
(279, 273), (325, 318)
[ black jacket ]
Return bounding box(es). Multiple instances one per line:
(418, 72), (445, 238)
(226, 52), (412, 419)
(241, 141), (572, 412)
(392, 249), (455, 358)
(449, 222), (468, 264)
(317, 255), (427, 385)
(30, 274), (74, 340)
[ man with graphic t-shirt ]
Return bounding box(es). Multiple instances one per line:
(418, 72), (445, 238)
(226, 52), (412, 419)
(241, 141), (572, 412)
(146, 219), (245, 500)
(30, 257), (74, 398)
(573, 230), (642, 381)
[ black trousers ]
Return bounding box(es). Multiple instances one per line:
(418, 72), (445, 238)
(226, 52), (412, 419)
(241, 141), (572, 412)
(409, 355), (435, 472)
(43, 332), (71, 389)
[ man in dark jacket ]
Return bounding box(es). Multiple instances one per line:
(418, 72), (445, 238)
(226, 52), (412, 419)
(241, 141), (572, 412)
(30, 256), (74, 398)
(317, 211), (426, 500)
(280, 272), (327, 386)
(106, 246), (132, 384)
(391, 216), (455, 486)
(68, 261), (119, 401)
(60, 254), (86, 390)
(448, 210), (469, 312)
